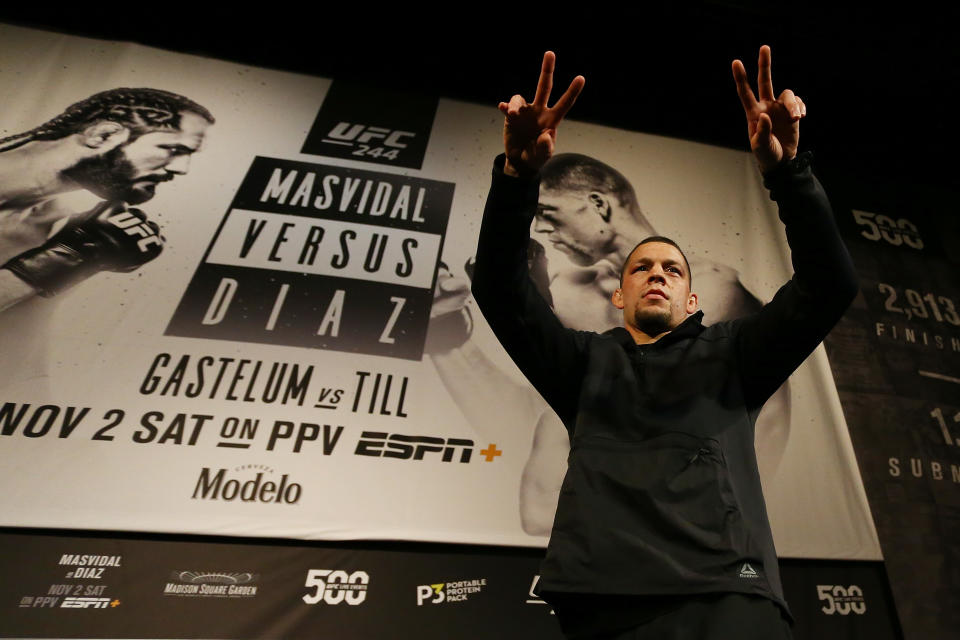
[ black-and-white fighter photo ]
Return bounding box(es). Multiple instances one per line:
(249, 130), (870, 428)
(0, 88), (213, 312)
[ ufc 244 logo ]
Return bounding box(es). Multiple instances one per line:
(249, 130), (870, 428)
(327, 122), (415, 149)
(816, 584), (866, 615)
(302, 82), (437, 169)
(302, 569), (369, 606)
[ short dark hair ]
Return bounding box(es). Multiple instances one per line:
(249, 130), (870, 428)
(0, 88), (214, 152)
(541, 153), (639, 211)
(620, 235), (692, 288)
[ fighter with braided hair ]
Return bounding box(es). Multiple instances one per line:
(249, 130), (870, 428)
(0, 87), (214, 311)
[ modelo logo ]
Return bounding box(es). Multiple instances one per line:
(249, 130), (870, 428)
(191, 467), (302, 504)
(816, 584), (866, 615)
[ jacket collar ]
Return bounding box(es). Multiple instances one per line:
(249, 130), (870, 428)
(603, 311), (705, 351)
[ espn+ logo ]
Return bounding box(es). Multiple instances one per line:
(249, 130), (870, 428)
(61, 597), (117, 608)
(816, 584), (866, 615)
(302, 569), (369, 606)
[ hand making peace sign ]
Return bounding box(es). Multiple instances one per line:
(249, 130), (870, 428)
(732, 45), (806, 174)
(500, 51), (585, 177)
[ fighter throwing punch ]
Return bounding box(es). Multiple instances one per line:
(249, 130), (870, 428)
(471, 48), (856, 638)
(0, 88), (213, 312)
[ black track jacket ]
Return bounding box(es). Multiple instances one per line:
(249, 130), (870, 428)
(471, 153), (858, 618)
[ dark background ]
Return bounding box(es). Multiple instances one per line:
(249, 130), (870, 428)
(1, 5), (956, 210)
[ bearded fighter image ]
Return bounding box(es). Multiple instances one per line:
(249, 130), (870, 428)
(0, 87), (214, 312)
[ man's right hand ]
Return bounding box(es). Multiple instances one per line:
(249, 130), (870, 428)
(500, 51), (584, 177)
(3, 201), (164, 297)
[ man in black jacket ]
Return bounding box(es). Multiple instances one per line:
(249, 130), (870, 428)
(471, 48), (858, 639)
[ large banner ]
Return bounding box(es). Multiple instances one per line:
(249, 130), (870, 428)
(822, 201), (960, 638)
(0, 530), (898, 640)
(0, 24), (878, 559)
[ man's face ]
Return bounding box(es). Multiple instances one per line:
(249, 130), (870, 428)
(74, 111), (209, 204)
(613, 241), (697, 336)
(534, 188), (612, 266)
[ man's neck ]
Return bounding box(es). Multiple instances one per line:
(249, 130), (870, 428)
(624, 323), (671, 345)
(0, 141), (81, 208)
(624, 312), (698, 345)
(604, 217), (656, 266)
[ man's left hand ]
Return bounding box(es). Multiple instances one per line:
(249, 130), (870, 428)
(732, 45), (805, 174)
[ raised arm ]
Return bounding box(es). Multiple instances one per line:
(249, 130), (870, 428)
(732, 45), (805, 174)
(500, 52), (584, 177)
(730, 46), (858, 409)
(472, 52), (588, 429)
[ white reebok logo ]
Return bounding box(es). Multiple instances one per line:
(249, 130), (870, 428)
(739, 563), (759, 579)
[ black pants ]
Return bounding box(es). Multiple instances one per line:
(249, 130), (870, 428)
(554, 592), (793, 640)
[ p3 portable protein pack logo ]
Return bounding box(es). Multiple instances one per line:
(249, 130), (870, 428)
(416, 578), (487, 605)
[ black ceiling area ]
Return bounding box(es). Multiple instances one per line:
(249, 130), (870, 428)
(1, 6), (956, 201)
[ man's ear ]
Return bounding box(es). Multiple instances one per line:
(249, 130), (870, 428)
(686, 292), (699, 314)
(611, 288), (625, 310)
(588, 192), (612, 222)
(79, 121), (130, 150)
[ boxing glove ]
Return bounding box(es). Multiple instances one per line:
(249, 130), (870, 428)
(2, 201), (164, 297)
(424, 261), (474, 354)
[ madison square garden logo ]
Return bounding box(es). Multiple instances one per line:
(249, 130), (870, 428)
(166, 158), (453, 360)
(164, 571), (259, 598)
